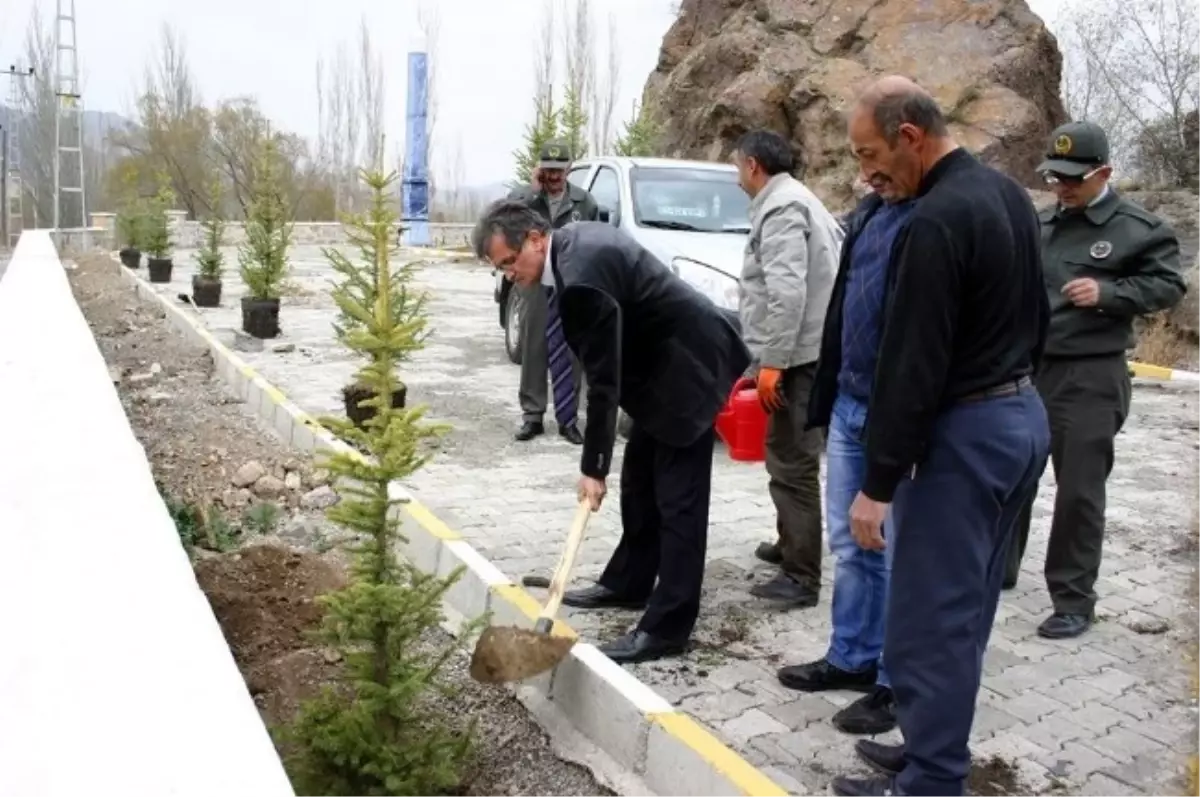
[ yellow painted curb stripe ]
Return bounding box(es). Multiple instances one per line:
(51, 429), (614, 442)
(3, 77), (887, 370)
(490, 585), (578, 639)
(263, 383), (288, 405)
(403, 500), (462, 540)
(649, 712), (788, 796)
(1129, 361), (1175, 380)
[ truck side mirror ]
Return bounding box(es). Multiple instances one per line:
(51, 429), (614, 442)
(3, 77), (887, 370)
(597, 206), (611, 223)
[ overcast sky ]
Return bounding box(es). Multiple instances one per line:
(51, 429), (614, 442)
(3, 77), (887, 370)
(0, 0), (1064, 187)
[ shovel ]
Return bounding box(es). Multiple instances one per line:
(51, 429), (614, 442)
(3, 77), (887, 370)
(469, 499), (593, 684)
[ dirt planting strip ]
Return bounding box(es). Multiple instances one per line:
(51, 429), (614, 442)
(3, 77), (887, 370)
(69, 254), (610, 796)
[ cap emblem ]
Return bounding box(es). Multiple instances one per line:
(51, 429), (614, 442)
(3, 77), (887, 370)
(1053, 135), (1072, 155)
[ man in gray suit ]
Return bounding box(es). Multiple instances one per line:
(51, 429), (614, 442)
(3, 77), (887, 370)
(507, 139), (600, 444)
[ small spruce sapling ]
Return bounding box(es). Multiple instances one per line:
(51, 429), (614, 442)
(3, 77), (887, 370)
(238, 138), (293, 300)
(195, 181), (226, 282)
(327, 176), (429, 417)
(117, 202), (146, 252)
(142, 183), (175, 260)
(282, 169), (475, 796)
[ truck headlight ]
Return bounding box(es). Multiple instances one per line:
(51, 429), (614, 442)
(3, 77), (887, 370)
(671, 257), (740, 312)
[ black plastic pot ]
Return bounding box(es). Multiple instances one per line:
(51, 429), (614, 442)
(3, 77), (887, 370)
(242, 296), (281, 339)
(192, 276), (222, 308)
(343, 382), (407, 428)
(119, 247), (142, 269)
(147, 256), (173, 283)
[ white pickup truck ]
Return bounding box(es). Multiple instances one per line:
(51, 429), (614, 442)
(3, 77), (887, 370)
(493, 155), (750, 363)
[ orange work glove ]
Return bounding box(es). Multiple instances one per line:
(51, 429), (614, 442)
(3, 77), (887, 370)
(756, 367), (785, 412)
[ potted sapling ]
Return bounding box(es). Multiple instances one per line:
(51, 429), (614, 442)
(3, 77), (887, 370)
(328, 190), (428, 427)
(144, 185), (176, 283)
(192, 198), (225, 308)
(237, 138), (292, 338)
(117, 203), (145, 269)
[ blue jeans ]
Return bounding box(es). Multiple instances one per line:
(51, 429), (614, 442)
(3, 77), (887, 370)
(824, 393), (892, 686)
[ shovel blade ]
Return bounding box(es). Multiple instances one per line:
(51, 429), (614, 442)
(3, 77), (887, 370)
(469, 625), (576, 684)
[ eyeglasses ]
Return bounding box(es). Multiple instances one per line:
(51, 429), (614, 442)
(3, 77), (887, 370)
(1042, 166), (1104, 186)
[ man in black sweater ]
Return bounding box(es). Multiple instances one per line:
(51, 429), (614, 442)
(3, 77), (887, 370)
(829, 76), (1051, 797)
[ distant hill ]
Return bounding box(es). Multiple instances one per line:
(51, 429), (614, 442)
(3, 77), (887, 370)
(0, 105), (133, 150)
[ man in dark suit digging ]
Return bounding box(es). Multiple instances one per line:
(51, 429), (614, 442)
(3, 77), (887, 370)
(472, 199), (751, 663)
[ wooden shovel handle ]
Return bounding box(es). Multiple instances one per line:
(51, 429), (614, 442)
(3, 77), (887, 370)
(535, 499), (593, 631)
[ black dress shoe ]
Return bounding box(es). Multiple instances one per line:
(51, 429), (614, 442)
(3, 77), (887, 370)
(854, 739), (905, 777)
(834, 685), (897, 734)
(749, 572), (819, 608)
(559, 423), (584, 445)
(514, 421), (545, 441)
(754, 541), (783, 564)
(831, 774), (895, 796)
(561, 584), (648, 610)
(1037, 612), (1093, 639)
(777, 657), (877, 692)
(599, 630), (687, 664)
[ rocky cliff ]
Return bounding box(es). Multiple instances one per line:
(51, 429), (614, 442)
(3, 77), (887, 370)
(644, 0), (1067, 209)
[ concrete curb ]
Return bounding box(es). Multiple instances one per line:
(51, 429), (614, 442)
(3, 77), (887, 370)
(1128, 360), (1200, 383)
(110, 256), (788, 797)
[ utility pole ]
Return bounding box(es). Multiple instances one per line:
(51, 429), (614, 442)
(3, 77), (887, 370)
(1, 125), (7, 248)
(53, 0), (86, 246)
(2, 63), (34, 249)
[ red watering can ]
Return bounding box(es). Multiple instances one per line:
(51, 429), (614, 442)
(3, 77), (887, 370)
(715, 377), (768, 462)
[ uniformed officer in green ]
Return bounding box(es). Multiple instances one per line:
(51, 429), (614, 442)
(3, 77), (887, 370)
(507, 139), (600, 444)
(1006, 121), (1187, 639)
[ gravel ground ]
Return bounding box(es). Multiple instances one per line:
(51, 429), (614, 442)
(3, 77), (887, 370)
(68, 252), (610, 797)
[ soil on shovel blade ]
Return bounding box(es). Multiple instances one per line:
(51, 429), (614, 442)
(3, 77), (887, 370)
(69, 253), (610, 797)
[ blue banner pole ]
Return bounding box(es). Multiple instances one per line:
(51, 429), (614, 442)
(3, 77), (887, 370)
(402, 51), (431, 247)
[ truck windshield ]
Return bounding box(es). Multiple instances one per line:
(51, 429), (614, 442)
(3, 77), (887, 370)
(631, 167), (751, 233)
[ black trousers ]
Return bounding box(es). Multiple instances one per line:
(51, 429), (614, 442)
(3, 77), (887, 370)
(764, 363), (825, 588)
(599, 423), (714, 642)
(1005, 354), (1131, 614)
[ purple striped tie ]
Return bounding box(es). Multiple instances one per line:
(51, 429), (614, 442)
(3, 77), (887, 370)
(546, 288), (577, 428)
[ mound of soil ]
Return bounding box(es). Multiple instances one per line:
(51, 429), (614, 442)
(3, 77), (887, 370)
(194, 542), (346, 672)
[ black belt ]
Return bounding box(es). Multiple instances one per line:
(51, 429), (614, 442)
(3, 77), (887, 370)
(957, 375), (1032, 404)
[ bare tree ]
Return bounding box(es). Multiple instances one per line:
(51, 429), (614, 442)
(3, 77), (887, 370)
(590, 12), (621, 154)
(357, 18), (385, 172)
(107, 24), (213, 217)
(14, 7), (56, 227)
(336, 42), (360, 209)
(315, 43), (358, 214)
(418, 0), (442, 213)
(534, 0), (557, 122)
(1057, 0), (1199, 185)
(559, 0), (594, 157)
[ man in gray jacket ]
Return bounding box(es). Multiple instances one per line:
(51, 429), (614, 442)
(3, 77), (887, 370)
(733, 129), (843, 606)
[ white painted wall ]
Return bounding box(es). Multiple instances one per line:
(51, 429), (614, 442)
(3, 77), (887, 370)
(0, 231), (293, 796)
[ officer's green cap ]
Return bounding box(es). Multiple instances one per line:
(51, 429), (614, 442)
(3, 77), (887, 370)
(538, 139), (573, 169)
(1037, 121), (1110, 177)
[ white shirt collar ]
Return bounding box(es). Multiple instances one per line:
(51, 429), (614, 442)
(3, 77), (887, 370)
(1088, 185), (1111, 207)
(541, 232), (556, 290)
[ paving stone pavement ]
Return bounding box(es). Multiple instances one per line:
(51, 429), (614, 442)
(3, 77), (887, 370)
(152, 247), (1199, 795)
